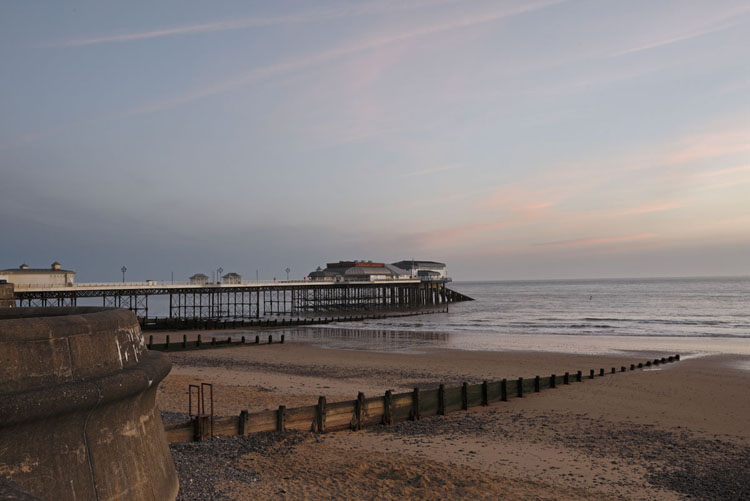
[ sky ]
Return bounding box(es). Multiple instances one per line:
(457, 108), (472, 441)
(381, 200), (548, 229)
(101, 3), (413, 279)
(1, 0), (749, 281)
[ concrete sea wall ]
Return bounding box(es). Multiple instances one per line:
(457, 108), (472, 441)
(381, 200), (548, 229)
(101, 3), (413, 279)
(0, 307), (178, 501)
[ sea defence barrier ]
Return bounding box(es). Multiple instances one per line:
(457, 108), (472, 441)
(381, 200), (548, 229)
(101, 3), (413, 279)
(164, 354), (680, 442)
(0, 307), (178, 501)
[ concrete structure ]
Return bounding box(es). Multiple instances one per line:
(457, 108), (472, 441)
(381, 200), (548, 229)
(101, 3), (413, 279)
(0, 307), (178, 500)
(392, 260), (449, 280)
(222, 272), (242, 284)
(309, 260), (410, 282)
(0, 262), (75, 289)
(0, 280), (14, 308)
(189, 273), (209, 285)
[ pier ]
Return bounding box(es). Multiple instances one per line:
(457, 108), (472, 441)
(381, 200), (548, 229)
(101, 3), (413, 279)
(11, 279), (471, 322)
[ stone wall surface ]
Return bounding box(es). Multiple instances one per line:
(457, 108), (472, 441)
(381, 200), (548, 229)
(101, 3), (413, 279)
(0, 282), (14, 308)
(0, 307), (179, 501)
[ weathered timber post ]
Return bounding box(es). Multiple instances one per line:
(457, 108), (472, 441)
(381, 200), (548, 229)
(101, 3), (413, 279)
(646, 361), (651, 367)
(355, 392), (365, 430)
(411, 388), (420, 421)
(281, 334), (285, 344)
(481, 381), (489, 406)
(255, 335), (259, 344)
(611, 367), (616, 374)
(631, 364), (636, 370)
(277, 405), (287, 432)
(211, 337), (216, 346)
(589, 369), (594, 379)
(241, 336), (246, 344)
(621, 366), (626, 372)
(183, 334), (187, 348)
(197, 334), (202, 347)
(600, 368), (605, 376)
(268, 334), (273, 344)
(638, 362), (643, 368)
(316, 396), (326, 433)
(226, 336), (231, 344)
(501, 379), (508, 401)
(165, 335), (170, 349)
(517, 377), (524, 398)
(675, 354), (680, 361)
(148, 335), (153, 349)
(438, 384), (446, 415)
(384, 390), (394, 425)
(461, 382), (469, 410)
(576, 370), (582, 382)
(551, 374), (556, 388)
(564, 372), (570, 385)
(193, 415), (211, 442)
(534, 375), (540, 392)
(239, 410), (248, 435)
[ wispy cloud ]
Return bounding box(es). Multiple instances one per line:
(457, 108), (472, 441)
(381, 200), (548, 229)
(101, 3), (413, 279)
(125, 0), (566, 115)
(43, 0), (456, 48)
(401, 164), (461, 177)
(535, 233), (658, 247)
(616, 202), (684, 216)
(611, 6), (750, 57)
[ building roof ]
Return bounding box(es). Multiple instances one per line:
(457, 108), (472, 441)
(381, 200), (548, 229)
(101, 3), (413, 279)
(223, 272), (241, 278)
(190, 273), (209, 279)
(0, 267), (74, 274)
(392, 260), (446, 268)
(310, 262), (408, 278)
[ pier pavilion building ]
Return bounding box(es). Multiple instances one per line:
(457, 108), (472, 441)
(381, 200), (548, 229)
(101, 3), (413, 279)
(308, 261), (410, 282)
(0, 262), (75, 289)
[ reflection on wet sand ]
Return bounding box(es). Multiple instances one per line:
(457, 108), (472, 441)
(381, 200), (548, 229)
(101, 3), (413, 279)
(283, 326), (450, 353)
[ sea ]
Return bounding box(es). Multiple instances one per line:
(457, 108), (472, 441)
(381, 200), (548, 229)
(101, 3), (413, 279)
(286, 277), (750, 357)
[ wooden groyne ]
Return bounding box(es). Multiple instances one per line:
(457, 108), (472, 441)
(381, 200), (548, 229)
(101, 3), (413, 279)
(165, 354), (680, 443)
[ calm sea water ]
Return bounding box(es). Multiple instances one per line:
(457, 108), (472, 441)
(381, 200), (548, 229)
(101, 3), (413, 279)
(288, 277), (750, 356)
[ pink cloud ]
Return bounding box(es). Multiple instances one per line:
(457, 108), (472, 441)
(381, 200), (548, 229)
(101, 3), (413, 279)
(535, 233), (658, 247)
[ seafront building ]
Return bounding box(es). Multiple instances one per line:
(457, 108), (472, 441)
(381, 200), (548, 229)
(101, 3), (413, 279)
(0, 262), (75, 289)
(308, 261), (410, 282)
(391, 260), (449, 281)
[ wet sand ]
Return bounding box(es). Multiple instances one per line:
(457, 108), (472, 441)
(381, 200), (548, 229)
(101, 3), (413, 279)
(157, 333), (750, 500)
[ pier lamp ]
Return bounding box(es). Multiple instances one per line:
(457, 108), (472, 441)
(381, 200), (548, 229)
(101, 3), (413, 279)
(217, 267), (223, 284)
(285, 267), (291, 281)
(121, 266), (127, 283)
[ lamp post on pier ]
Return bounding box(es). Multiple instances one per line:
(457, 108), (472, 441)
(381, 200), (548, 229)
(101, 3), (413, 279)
(121, 266), (127, 283)
(217, 267), (223, 284)
(285, 267), (291, 281)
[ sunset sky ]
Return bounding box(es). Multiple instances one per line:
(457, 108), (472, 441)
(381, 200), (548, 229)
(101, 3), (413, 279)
(2, 0), (749, 281)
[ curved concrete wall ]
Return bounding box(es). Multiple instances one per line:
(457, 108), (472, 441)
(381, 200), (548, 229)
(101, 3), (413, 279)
(0, 307), (178, 501)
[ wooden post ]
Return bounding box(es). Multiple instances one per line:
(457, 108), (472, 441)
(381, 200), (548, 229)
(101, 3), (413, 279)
(621, 366), (626, 372)
(534, 375), (540, 392)
(268, 334), (273, 344)
(611, 367), (616, 374)
(183, 334), (187, 348)
(316, 396), (326, 433)
(148, 335), (153, 349)
(517, 377), (524, 398)
(277, 405), (286, 432)
(600, 368), (605, 376)
(165, 335), (170, 349)
(638, 362), (643, 368)
(461, 382), (469, 410)
(411, 388), (420, 421)
(577, 371), (582, 382)
(255, 335), (260, 344)
(481, 381), (489, 406)
(564, 372), (569, 385)
(354, 392), (365, 430)
(211, 337), (216, 346)
(241, 336), (246, 344)
(589, 369), (594, 379)
(551, 374), (556, 388)
(675, 354), (680, 361)
(227, 336), (232, 344)
(192, 415), (211, 442)
(384, 390), (393, 425)
(239, 410), (248, 435)
(438, 384), (446, 415)
(281, 334), (285, 344)
(631, 364), (636, 370)
(501, 379), (508, 401)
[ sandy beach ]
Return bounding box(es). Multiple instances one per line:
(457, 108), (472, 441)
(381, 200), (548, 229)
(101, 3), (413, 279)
(155, 331), (750, 500)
